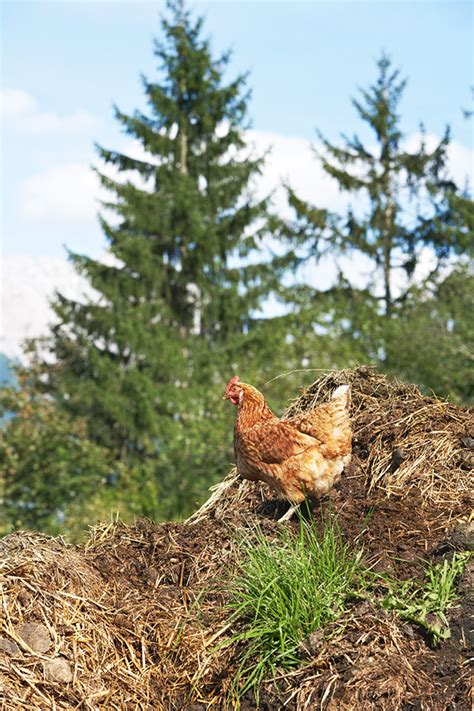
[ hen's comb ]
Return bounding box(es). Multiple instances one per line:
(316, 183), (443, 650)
(225, 375), (240, 393)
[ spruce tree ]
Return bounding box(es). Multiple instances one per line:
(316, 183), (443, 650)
(278, 54), (470, 369)
(35, 0), (274, 517)
(388, 263), (474, 403)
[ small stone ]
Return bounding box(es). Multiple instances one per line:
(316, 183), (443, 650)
(298, 628), (325, 657)
(403, 624), (415, 639)
(17, 590), (32, 607)
(17, 623), (51, 653)
(114, 614), (131, 629)
(145, 567), (160, 586)
(390, 448), (406, 472)
(44, 658), (73, 683)
(459, 451), (474, 470)
(0, 637), (21, 656)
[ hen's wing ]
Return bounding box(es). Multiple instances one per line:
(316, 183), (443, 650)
(236, 418), (339, 503)
(286, 404), (342, 440)
(286, 386), (349, 435)
(238, 420), (317, 465)
(284, 386), (351, 457)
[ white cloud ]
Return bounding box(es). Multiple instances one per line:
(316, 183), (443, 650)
(1, 88), (37, 119)
(6, 129), (473, 358)
(1, 88), (99, 134)
(16, 137), (160, 229)
(446, 141), (474, 188)
(245, 130), (474, 220)
(20, 162), (101, 227)
(248, 129), (348, 216)
(24, 109), (98, 134)
(13, 132), (347, 233)
(15, 128), (474, 233)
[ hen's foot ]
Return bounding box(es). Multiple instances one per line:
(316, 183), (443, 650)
(277, 504), (299, 523)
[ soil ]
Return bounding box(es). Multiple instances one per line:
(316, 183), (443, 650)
(1, 367), (472, 710)
(83, 456), (473, 709)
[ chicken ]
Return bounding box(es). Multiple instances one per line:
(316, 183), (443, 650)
(223, 376), (352, 521)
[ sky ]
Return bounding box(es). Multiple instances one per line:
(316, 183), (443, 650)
(1, 0), (473, 355)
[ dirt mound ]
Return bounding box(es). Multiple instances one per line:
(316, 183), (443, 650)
(1, 368), (472, 709)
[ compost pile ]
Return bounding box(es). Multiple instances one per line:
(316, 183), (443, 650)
(1, 367), (472, 710)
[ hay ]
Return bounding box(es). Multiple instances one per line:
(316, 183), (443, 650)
(190, 366), (473, 523)
(0, 529), (162, 709)
(278, 609), (444, 711)
(1, 368), (472, 709)
(0, 517), (248, 710)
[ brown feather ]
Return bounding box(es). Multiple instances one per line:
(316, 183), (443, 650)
(230, 381), (352, 504)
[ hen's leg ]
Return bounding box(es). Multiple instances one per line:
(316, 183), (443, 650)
(277, 503), (299, 523)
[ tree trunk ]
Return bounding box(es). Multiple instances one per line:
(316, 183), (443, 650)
(382, 200), (394, 368)
(383, 201), (394, 319)
(180, 127), (188, 175)
(179, 79), (188, 176)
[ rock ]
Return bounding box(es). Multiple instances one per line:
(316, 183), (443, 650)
(0, 637), (21, 656)
(298, 628), (325, 657)
(145, 567), (160, 586)
(17, 589), (32, 607)
(16, 623), (51, 653)
(44, 658), (73, 683)
(390, 448), (406, 472)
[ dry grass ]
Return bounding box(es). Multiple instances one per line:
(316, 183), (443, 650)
(0, 367), (472, 709)
(190, 366), (472, 524)
(280, 608), (444, 711)
(0, 530), (160, 709)
(0, 519), (245, 709)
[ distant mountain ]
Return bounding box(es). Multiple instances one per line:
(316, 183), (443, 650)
(1, 255), (94, 360)
(0, 353), (17, 386)
(0, 353), (18, 424)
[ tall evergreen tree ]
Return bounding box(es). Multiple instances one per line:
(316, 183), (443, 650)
(387, 263), (474, 403)
(34, 0), (275, 517)
(278, 54), (470, 371)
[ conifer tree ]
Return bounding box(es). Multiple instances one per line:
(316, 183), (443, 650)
(34, 0), (275, 517)
(388, 263), (474, 403)
(278, 54), (470, 370)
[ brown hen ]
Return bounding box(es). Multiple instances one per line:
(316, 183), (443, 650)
(223, 376), (352, 520)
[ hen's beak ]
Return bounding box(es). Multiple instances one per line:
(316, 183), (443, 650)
(222, 393), (230, 400)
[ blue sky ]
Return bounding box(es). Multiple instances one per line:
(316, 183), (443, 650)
(2, 0), (473, 259)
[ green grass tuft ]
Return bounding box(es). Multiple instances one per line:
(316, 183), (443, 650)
(226, 515), (368, 699)
(222, 516), (470, 702)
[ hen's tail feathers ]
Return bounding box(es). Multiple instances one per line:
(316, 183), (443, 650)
(331, 384), (351, 408)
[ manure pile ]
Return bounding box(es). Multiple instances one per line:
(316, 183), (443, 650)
(1, 367), (472, 710)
